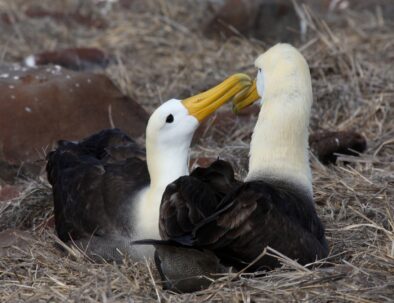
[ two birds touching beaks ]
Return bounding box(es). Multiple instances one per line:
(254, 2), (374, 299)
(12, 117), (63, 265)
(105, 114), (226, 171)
(47, 44), (329, 293)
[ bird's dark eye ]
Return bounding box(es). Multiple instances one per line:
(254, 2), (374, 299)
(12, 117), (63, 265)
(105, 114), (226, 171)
(166, 114), (174, 123)
(258, 68), (262, 72)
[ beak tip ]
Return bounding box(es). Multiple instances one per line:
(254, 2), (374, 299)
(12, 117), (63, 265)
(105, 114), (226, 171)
(183, 73), (252, 120)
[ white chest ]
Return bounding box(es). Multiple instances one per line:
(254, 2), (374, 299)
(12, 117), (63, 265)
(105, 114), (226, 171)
(133, 187), (161, 240)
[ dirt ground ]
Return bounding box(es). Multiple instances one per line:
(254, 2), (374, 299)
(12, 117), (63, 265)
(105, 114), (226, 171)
(0, 0), (393, 302)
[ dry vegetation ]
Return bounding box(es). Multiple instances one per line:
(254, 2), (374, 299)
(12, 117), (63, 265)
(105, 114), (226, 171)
(0, 0), (393, 302)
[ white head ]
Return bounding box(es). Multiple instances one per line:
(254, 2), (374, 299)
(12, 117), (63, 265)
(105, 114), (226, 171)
(233, 43), (313, 196)
(146, 73), (252, 190)
(254, 43), (312, 109)
(146, 98), (198, 188)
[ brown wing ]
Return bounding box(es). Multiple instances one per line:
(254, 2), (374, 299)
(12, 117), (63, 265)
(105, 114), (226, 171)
(161, 160), (328, 270)
(46, 128), (149, 242)
(159, 159), (241, 243)
(194, 181), (329, 270)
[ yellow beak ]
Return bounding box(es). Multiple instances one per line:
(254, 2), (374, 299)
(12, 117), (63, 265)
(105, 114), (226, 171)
(232, 80), (260, 113)
(182, 73), (252, 121)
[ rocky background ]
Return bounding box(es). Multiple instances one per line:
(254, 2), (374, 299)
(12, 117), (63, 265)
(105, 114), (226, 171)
(0, 0), (393, 302)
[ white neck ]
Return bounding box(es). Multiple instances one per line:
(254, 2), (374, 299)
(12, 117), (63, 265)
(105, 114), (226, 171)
(146, 137), (190, 196)
(246, 69), (313, 197)
(134, 134), (191, 240)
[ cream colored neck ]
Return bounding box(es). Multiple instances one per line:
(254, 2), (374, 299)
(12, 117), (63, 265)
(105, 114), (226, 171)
(246, 74), (313, 196)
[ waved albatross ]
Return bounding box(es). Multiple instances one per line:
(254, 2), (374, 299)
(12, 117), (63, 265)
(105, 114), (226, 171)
(46, 74), (252, 261)
(149, 44), (328, 292)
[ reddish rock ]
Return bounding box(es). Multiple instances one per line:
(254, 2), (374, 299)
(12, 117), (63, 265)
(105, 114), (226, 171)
(0, 64), (149, 165)
(25, 48), (110, 70)
(309, 131), (367, 164)
(25, 7), (107, 29)
(205, 0), (299, 42)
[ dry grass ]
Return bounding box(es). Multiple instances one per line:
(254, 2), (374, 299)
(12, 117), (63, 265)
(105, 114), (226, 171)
(0, 0), (393, 302)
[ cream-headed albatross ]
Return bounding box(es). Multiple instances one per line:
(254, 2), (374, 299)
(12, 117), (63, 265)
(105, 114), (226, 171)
(152, 44), (328, 291)
(46, 74), (252, 262)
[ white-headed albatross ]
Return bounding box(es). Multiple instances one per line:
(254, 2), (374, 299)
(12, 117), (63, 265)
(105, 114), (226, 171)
(153, 44), (328, 292)
(46, 74), (252, 261)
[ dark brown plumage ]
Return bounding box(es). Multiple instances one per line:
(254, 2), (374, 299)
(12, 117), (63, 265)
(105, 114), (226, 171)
(159, 159), (328, 272)
(46, 128), (150, 261)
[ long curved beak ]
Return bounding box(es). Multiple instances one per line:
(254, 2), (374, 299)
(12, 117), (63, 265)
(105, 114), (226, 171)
(232, 80), (260, 113)
(182, 73), (252, 121)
